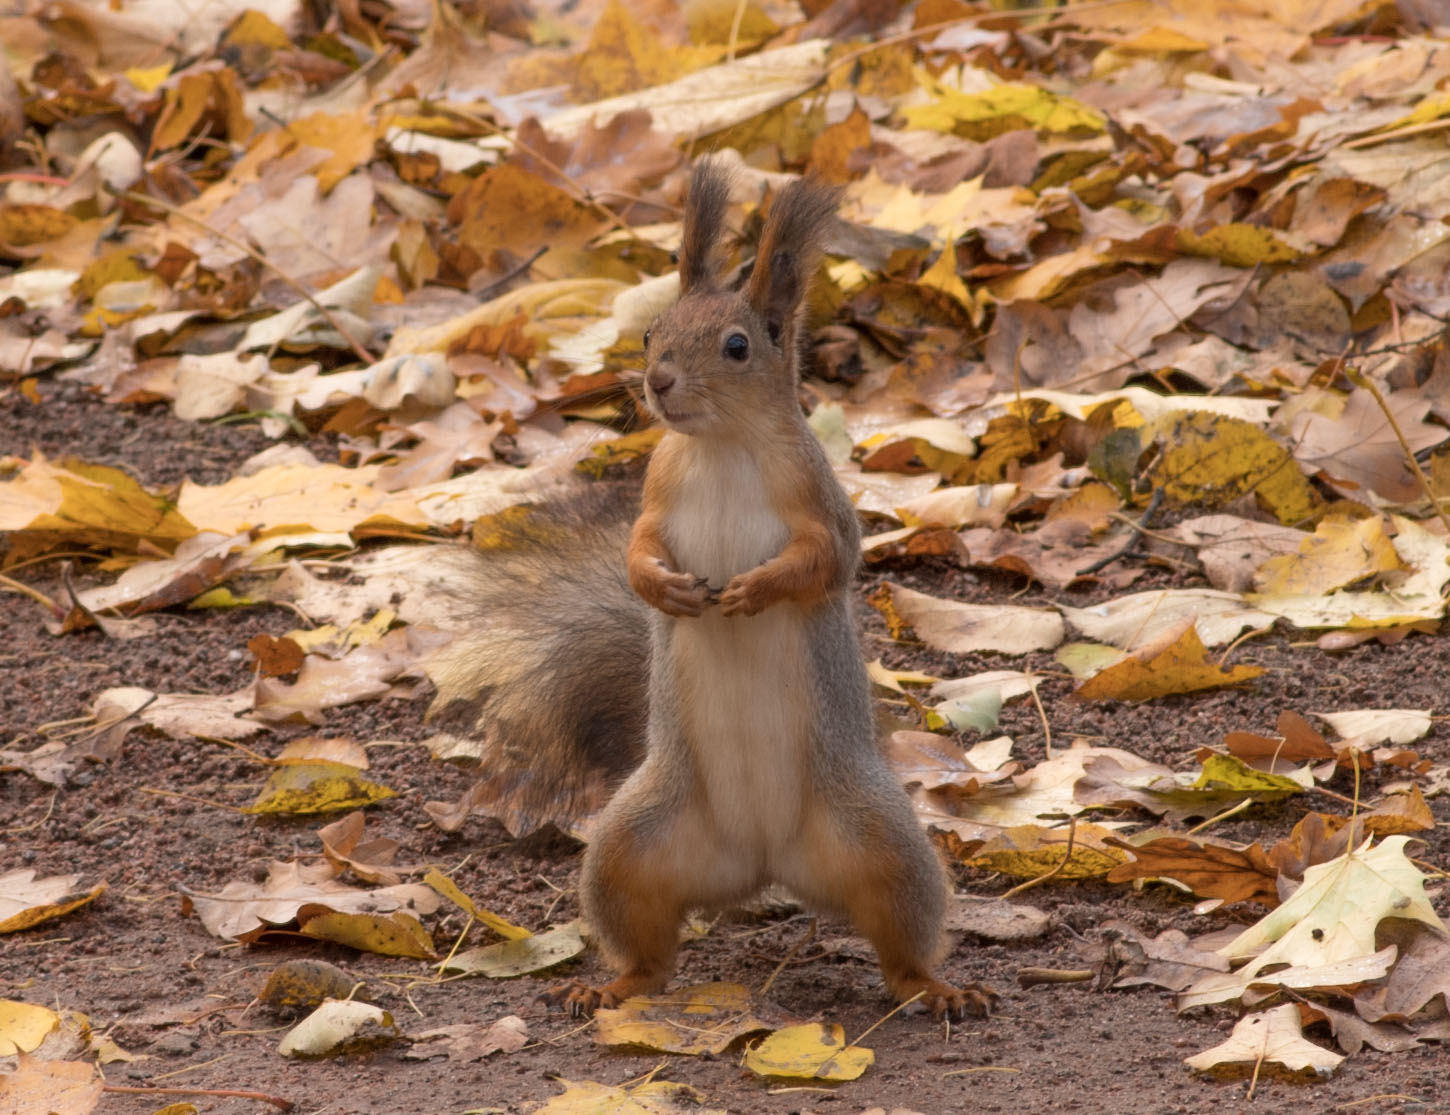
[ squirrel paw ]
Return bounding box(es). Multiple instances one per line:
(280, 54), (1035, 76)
(638, 561), (712, 617)
(537, 979), (617, 1019)
(900, 978), (999, 1021)
(719, 572), (770, 616)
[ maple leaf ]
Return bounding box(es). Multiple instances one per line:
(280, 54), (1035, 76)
(1185, 1004), (1343, 1079)
(1180, 836), (1445, 1010)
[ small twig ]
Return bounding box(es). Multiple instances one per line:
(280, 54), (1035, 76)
(102, 1084), (293, 1112)
(473, 245), (548, 302)
(1183, 797), (1252, 836)
(1001, 816), (1078, 900)
(60, 561), (117, 638)
(118, 190), (375, 365)
(139, 786), (244, 812)
(1026, 673), (1052, 759)
(1016, 967), (1093, 988)
(0, 571), (62, 617)
(757, 917), (817, 997)
(1077, 488), (1166, 577)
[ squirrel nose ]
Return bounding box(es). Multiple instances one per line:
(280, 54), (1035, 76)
(647, 367), (675, 396)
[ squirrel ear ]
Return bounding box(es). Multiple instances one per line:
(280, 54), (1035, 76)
(744, 176), (840, 347)
(678, 159), (732, 295)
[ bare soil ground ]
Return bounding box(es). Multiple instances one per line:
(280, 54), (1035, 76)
(3, 383), (1448, 1115)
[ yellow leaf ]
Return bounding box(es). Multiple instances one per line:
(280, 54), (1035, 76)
(870, 582), (1064, 655)
(1134, 411), (1323, 526)
(423, 867), (531, 940)
(0, 1001), (59, 1055)
(903, 78), (1106, 139)
(1074, 619), (1263, 702)
(593, 983), (770, 1055)
(280, 110), (385, 193)
(865, 659), (939, 692)
(1253, 514), (1403, 595)
(1178, 224), (1305, 267)
(576, 429), (664, 478)
(0, 871), (106, 933)
(125, 63), (172, 92)
(541, 39), (829, 143)
(444, 923), (585, 977)
(965, 824), (1129, 879)
(175, 463), (425, 537)
(743, 1022), (873, 1082)
(1185, 1004), (1343, 1078)
(245, 761), (396, 814)
(298, 909), (437, 959)
(570, 1), (717, 100)
(0, 455), (198, 552)
(0, 203), (77, 247)
(538, 1078), (721, 1115)
(223, 8), (293, 49)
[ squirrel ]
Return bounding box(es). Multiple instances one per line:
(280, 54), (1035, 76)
(463, 160), (990, 1020)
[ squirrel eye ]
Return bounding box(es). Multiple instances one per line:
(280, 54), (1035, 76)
(723, 332), (749, 361)
(642, 327), (652, 350)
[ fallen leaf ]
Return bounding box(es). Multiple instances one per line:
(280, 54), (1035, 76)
(1184, 1004), (1343, 1078)
(870, 581), (1064, 655)
(742, 1022), (873, 1082)
(0, 871), (106, 934)
(1072, 619), (1264, 702)
(404, 1016), (529, 1062)
(443, 924), (586, 978)
(277, 999), (399, 1058)
(593, 983), (775, 1055)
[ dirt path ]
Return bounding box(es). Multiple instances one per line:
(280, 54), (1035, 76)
(4, 384), (1448, 1115)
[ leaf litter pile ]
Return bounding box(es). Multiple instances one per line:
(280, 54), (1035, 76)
(3, 0), (1450, 1111)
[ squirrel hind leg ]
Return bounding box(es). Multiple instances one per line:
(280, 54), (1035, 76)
(555, 810), (689, 1015)
(789, 808), (998, 1020)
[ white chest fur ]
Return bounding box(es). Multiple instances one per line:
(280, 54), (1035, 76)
(657, 440), (810, 867)
(661, 440), (789, 589)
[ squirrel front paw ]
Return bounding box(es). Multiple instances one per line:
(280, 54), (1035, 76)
(720, 570), (773, 616)
(633, 559), (712, 617)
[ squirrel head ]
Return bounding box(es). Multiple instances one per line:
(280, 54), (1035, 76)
(642, 159), (840, 438)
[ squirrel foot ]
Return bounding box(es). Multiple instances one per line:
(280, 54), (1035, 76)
(898, 977), (1000, 1021)
(537, 979), (617, 1019)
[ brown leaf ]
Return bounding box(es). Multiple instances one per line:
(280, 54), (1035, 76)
(1105, 835), (1280, 906)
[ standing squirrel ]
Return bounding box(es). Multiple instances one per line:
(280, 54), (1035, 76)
(509, 160), (993, 1020)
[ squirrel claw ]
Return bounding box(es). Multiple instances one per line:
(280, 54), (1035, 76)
(899, 978), (999, 1021)
(538, 979), (611, 1018)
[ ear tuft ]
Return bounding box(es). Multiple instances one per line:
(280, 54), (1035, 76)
(743, 176), (841, 348)
(678, 158), (733, 295)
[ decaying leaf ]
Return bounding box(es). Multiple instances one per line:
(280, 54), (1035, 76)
(536, 1077), (723, 1115)
(870, 581), (1064, 655)
(183, 859), (440, 941)
(742, 1022), (874, 1082)
(0, 871), (106, 933)
(443, 924), (585, 978)
(277, 999), (399, 1058)
(593, 983), (776, 1055)
(1185, 1004), (1343, 1079)
(404, 1016), (529, 1062)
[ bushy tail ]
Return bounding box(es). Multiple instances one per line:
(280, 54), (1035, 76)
(421, 484), (648, 837)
